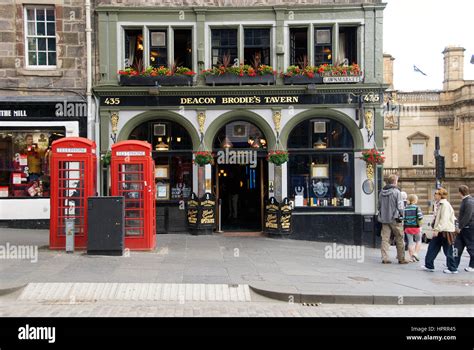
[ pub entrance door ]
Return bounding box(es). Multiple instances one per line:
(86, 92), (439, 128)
(214, 159), (267, 232)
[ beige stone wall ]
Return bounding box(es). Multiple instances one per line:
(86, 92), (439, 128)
(0, 0), (87, 96)
(383, 46), (474, 214)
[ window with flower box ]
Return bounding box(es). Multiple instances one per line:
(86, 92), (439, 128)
(122, 27), (193, 71)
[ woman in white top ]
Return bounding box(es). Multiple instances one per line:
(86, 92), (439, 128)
(423, 188), (458, 273)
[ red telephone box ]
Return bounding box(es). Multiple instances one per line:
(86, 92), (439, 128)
(111, 140), (156, 251)
(50, 137), (97, 249)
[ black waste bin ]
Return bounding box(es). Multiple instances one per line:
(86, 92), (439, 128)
(87, 196), (125, 256)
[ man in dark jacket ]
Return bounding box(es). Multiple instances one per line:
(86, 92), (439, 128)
(454, 185), (474, 272)
(378, 174), (408, 264)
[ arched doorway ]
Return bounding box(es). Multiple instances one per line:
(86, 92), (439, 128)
(212, 120), (268, 232)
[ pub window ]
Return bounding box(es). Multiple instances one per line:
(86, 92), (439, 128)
(129, 121), (193, 201)
(0, 128), (65, 198)
(412, 143), (425, 166)
(338, 26), (358, 65)
(289, 27), (308, 67)
(124, 29), (143, 68)
(211, 29), (238, 67)
(173, 29), (193, 69)
(314, 28), (332, 66)
(149, 30), (168, 67)
(25, 6), (56, 67)
(244, 28), (271, 66)
(287, 119), (354, 209)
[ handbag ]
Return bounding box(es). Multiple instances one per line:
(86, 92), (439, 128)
(441, 231), (457, 245)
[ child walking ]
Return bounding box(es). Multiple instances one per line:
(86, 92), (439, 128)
(404, 194), (424, 262)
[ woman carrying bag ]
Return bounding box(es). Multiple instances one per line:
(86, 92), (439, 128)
(423, 188), (458, 274)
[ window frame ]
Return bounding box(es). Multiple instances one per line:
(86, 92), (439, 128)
(24, 5), (57, 69)
(411, 142), (425, 167)
(284, 21), (363, 70)
(207, 23), (275, 69)
(119, 24), (196, 72)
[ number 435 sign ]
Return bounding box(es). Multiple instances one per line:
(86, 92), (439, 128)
(363, 92), (380, 103)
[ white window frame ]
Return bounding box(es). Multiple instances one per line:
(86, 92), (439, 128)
(412, 142), (425, 167)
(24, 5), (57, 69)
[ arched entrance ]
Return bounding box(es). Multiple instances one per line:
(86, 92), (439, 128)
(212, 120), (269, 232)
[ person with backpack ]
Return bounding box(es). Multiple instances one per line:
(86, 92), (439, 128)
(378, 174), (409, 264)
(404, 194), (424, 262)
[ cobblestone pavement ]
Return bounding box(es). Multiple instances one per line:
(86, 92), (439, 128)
(0, 296), (472, 317)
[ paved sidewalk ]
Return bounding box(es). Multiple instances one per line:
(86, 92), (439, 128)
(0, 228), (473, 304)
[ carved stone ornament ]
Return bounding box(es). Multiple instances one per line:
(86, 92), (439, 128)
(197, 111), (206, 134)
(273, 111), (281, 134)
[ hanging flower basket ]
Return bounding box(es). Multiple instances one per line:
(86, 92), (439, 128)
(193, 151), (214, 166)
(360, 148), (385, 165)
(267, 150), (289, 166)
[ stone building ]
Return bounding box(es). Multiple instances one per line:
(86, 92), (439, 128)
(383, 46), (474, 213)
(0, 0), (92, 226)
(94, 0), (386, 244)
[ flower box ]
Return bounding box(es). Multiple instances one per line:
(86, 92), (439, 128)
(119, 75), (193, 86)
(283, 75), (323, 85)
(205, 73), (275, 86)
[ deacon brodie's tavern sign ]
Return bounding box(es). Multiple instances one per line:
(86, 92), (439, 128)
(100, 92), (383, 107)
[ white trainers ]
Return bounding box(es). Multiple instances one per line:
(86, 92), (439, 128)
(465, 267), (474, 272)
(443, 269), (459, 274)
(422, 266), (435, 272)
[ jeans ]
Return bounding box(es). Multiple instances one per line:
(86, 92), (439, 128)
(454, 227), (474, 269)
(424, 234), (457, 271)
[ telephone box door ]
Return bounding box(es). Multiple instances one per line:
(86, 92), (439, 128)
(50, 137), (97, 249)
(111, 141), (156, 251)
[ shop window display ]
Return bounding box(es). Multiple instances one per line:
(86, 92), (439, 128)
(287, 119), (354, 209)
(0, 129), (64, 198)
(129, 121), (193, 201)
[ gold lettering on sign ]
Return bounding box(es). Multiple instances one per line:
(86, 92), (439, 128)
(201, 209), (215, 224)
(265, 214), (278, 229)
(180, 97), (217, 105)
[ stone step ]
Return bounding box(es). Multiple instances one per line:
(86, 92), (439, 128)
(18, 283), (252, 303)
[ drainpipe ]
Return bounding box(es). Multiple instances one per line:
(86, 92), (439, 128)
(85, 0), (93, 140)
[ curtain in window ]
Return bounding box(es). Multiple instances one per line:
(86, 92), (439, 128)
(338, 32), (346, 65)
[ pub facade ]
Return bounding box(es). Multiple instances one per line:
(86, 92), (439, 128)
(94, 0), (386, 245)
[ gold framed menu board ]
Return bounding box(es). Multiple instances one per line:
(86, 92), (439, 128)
(155, 165), (169, 179)
(311, 164), (329, 179)
(156, 183), (169, 200)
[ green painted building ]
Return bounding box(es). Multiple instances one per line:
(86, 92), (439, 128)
(94, 0), (387, 245)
